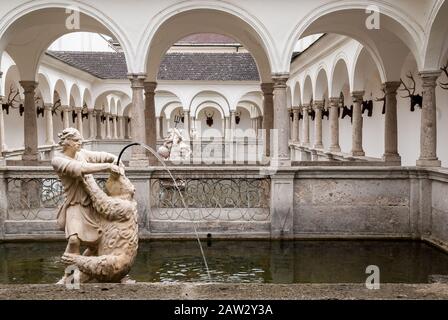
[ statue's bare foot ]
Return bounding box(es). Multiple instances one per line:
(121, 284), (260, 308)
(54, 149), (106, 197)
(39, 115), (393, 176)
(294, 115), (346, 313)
(56, 276), (66, 285)
(61, 253), (77, 265)
(121, 275), (136, 284)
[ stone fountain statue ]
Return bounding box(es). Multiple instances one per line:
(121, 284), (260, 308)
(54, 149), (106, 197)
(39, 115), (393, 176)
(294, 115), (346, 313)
(52, 128), (138, 283)
(157, 127), (192, 161)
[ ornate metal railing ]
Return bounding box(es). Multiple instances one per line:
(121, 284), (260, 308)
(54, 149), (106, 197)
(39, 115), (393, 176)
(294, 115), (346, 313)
(150, 178), (270, 221)
(6, 177), (107, 221)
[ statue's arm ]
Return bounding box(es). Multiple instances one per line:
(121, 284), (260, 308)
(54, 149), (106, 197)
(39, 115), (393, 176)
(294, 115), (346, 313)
(52, 156), (112, 178)
(81, 150), (121, 165)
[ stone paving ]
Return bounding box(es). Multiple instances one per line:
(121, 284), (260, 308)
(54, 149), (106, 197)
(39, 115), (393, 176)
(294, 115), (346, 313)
(1, 283), (448, 300)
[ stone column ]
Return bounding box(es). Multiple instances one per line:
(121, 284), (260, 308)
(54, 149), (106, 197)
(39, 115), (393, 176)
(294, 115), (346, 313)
(382, 82), (402, 164)
(417, 71), (442, 167)
(183, 110), (190, 140)
(44, 103), (54, 145)
(156, 116), (161, 140)
(313, 100), (324, 149)
(20, 81), (40, 162)
(301, 104), (310, 147)
(351, 91), (365, 156)
(159, 116), (164, 139)
(95, 110), (103, 139)
(230, 111), (236, 140)
(291, 107), (300, 143)
(272, 74), (291, 166)
(329, 97), (341, 152)
(62, 106), (70, 129)
(118, 116), (124, 139)
(75, 108), (83, 137)
(261, 83), (274, 158)
(124, 116), (130, 139)
(128, 74), (147, 166)
(105, 113), (111, 139)
(144, 81), (157, 164)
(112, 115), (118, 139)
(88, 110), (95, 140)
(225, 116), (230, 140)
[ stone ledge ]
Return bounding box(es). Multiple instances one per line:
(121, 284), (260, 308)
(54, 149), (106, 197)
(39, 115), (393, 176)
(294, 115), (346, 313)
(1, 283), (448, 300)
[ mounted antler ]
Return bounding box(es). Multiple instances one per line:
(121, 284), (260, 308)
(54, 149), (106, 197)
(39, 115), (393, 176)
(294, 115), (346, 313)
(362, 100), (373, 117)
(2, 85), (21, 114)
(35, 96), (45, 118)
(399, 72), (422, 111)
(205, 110), (215, 127)
(341, 105), (353, 121)
(376, 88), (386, 115)
(440, 61), (448, 90)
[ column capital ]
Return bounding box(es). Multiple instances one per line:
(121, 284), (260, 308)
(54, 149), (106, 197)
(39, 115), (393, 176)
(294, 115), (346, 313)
(44, 103), (53, 110)
(128, 73), (146, 88)
(261, 83), (274, 95)
(19, 81), (38, 93)
(143, 81), (157, 93)
(329, 97), (340, 107)
(351, 91), (365, 102)
(272, 73), (289, 88)
(301, 104), (310, 112)
(292, 106), (301, 113)
(419, 70), (442, 87)
(61, 105), (71, 111)
(382, 81), (401, 94)
(313, 100), (325, 110)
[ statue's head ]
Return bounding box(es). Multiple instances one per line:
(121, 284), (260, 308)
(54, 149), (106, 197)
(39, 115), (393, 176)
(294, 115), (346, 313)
(58, 128), (83, 152)
(105, 171), (135, 201)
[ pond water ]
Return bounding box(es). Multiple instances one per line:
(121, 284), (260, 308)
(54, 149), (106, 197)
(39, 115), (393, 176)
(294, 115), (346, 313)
(1, 240), (448, 284)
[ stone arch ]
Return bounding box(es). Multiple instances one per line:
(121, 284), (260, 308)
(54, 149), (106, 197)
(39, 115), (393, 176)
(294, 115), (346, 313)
(293, 82), (302, 106)
(142, 7), (272, 82)
(0, 3), (134, 80)
(69, 84), (82, 108)
(423, 0), (448, 70)
(37, 72), (52, 103)
(195, 101), (225, 137)
(82, 88), (93, 109)
(195, 101), (225, 120)
(314, 67), (329, 99)
(303, 75), (313, 105)
(284, 3), (423, 81)
(352, 46), (383, 93)
(53, 79), (68, 106)
(331, 58), (351, 97)
(238, 100), (263, 118)
(94, 90), (130, 110)
(190, 91), (230, 118)
(286, 86), (292, 108)
(3, 64), (23, 101)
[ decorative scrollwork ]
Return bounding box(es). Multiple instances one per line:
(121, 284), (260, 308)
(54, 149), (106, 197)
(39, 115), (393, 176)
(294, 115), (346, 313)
(151, 178), (270, 221)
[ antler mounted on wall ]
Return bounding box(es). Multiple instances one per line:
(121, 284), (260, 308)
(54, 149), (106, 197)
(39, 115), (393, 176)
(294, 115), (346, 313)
(362, 99), (374, 117)
(204, 110), (215, 127)
(2, 84), (23, 115)
(399, 72), (422, 111)
(376, 88), (386, 115)
(35, 96), (45, 118)
(440, 60), (448, 90)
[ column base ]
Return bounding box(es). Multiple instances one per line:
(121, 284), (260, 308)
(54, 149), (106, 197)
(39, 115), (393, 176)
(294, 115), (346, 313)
(382, 153), (401, 165)
(329, 146), (341, 153)
(270, 157), (291, 167)
(351, 150), (365, 157)
(45, 140), (55, 146)
(416, 159), (441, 167)
(314, 144), (324, 150)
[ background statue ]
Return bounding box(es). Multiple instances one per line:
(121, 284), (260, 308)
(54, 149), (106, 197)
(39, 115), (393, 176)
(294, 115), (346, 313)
(157, 128), (192, 161)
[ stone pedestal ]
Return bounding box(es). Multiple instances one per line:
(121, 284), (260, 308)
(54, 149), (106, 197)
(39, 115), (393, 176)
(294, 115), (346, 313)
(313, 100), (324, 149)
(417, 71), (441, 167)
(261, 83), (274, 158)
(270, 172), (294, 238)
(329, 97), (341, 152)
(351, 91), (365, 156)
(20, 81), (40, 162)
(382, 82), (402, 164)
(128, 74), (148, 167)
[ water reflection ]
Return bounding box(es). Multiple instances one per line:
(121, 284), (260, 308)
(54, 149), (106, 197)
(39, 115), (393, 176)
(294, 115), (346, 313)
(1, 240), (448, 284)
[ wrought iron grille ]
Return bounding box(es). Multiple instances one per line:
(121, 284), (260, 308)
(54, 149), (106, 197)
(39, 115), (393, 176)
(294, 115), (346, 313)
(151, 178), (270, 221)
(6, 177), (107, 220)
